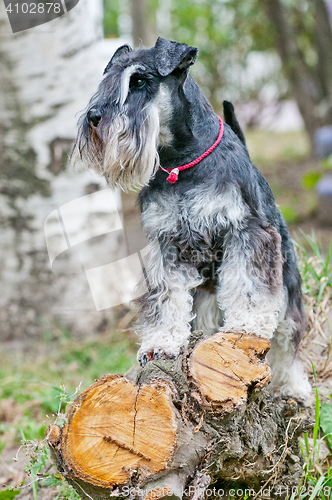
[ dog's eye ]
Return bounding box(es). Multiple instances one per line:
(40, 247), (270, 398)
(130, 75), (146, 89)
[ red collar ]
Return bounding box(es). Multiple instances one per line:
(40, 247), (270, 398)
(159, 116), (224, 183)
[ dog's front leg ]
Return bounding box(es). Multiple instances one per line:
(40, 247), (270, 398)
(136, 242), (202, 365)
(217, 219), (285, 339)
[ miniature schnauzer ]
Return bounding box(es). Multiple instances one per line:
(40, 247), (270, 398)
(71, 37), (311, 400)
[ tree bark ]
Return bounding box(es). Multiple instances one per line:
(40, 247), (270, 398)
(46, 331), (311, 500)
(313, 0), (332, 121)
(130, 0), (156, 48)
(264, 0), (321, 146)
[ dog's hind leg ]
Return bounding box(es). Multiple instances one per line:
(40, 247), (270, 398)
(267, 314), (311, 400)
(217, 219), (311, 400)
(217, 219), (285, 340)
(267, 224), (311, 400)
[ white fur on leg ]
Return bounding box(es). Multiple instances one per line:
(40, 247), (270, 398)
(136, 243), (202, 362)
(137, 273), (199, 361)
(267, 318), (311, 401)
(217, 252), (285, 340)
(192, 290), (223, 336)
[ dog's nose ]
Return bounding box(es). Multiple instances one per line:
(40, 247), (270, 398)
(87, 108), (102, 127)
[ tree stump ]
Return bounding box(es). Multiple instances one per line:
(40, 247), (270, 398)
(47, 332), (311, 500)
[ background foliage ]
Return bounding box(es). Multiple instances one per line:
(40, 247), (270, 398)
(104, 0), (332, 146)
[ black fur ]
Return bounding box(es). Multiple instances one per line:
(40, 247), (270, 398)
(222, 100), (247, 147)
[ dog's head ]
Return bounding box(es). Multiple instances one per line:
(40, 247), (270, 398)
(71, 37), (198, 191)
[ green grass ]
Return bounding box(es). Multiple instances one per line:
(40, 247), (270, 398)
(288, 234), (332, 500)
(294, 231), (332, 304)
(0, 331), (136, 447)
(297, 367), (332, 500)
(0, 332), (136, 398)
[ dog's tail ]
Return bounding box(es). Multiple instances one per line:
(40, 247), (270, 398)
(222, 100), (246, 147)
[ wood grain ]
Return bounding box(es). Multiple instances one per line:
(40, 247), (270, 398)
(189, 332), (272, 410)
(61, 375), (178, 488)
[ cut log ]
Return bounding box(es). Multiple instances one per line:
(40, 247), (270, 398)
(47, 332), (312, 500)
(189, 332), (271, 410)
(61, 375), (178, 487)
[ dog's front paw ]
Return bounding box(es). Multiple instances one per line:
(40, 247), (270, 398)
(138, 348), (176, 367)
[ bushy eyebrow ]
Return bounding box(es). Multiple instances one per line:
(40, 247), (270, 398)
(120, 64), (146, 105)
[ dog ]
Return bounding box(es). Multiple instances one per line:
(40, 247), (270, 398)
(71, 37), (311, 400)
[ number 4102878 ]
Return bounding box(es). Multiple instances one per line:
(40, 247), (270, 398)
(5, 3), (62, 14)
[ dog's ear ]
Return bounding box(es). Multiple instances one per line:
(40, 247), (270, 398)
(103, 44), (132, 74)
(154, 37), (198, 77)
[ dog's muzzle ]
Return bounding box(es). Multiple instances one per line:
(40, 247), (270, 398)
(87, 108), (102, 128)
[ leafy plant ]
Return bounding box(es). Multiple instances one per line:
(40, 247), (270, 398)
(15, 382), (85, 499)
(24, 440), (51, 500)
(302, 172), (322, 190)
(43, 472), (81, 500)
(0, 490), (21, 500)
(19, 440), (81, 500)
